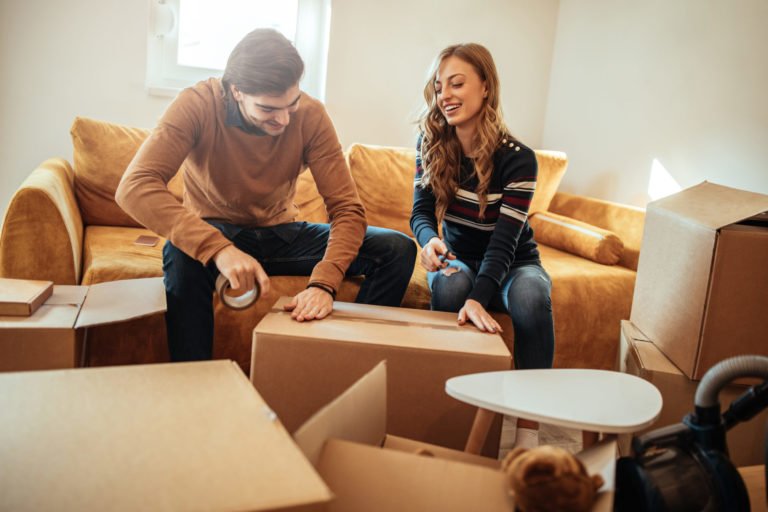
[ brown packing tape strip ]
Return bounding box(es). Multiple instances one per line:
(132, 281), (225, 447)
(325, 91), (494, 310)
(216, 274), (259, 310)
(268, 305), (474, 333)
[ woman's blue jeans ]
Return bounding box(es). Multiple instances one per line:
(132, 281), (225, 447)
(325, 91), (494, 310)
(163, 221), (416, 361)
(428, 259), (555, 369)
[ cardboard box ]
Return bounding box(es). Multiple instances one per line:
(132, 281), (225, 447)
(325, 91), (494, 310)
(0, 277), (53, 316)
(294, 361), (617, 512)
(0, 278), (166, 371)
(0, 360), (331, 511)
(252, 298), (512, 457)
(630, 181), (768, 380)
(620, 320), (767, 466)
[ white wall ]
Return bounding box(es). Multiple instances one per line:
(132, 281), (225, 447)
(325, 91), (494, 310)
(325, 0), (559, 149)
(0, 0), (559, 218)
(0, 0), (171, 218)
(543, 0), (768, 207)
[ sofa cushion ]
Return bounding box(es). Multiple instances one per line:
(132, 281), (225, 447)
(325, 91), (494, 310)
(529, 150), (568, 214)
(529, 211), (624, 265)
(70, 117), (184, 227)
(81, 226), (165, 285)
(346, 144), (417, 236)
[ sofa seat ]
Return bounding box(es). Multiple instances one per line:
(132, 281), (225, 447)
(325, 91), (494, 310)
(82, 226), (165, 285)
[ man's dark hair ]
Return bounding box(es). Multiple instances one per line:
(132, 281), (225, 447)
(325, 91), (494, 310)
(222, 28), (304, 97)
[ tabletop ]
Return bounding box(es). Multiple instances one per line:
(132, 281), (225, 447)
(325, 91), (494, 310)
(446, 369), (663, 433)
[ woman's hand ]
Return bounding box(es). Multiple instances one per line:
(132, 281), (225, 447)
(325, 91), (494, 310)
(458, 299), (503, 334)
(420, 237), (456, 272)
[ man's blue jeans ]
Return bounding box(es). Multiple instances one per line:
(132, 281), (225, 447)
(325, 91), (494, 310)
(427, 259), (555, 369)
(163, 221), (416, 361)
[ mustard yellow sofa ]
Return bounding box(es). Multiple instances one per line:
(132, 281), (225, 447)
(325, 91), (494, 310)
(0, 117), (645, 374)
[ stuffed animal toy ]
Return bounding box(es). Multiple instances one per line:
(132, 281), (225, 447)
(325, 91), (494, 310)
(501, 445), (605, 512)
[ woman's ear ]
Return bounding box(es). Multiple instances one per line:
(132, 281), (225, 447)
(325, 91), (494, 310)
(483, 84), (488, 99)
(230, 84), (241, 101)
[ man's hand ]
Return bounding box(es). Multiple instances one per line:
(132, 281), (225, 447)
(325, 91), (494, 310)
(284, 286), (334, 321)
(420, 237), (456, 272)
(213, 245), (271, 297)
(458, 299), (503, 334)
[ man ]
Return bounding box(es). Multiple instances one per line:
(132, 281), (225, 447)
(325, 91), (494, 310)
(116, 28), (416, 361)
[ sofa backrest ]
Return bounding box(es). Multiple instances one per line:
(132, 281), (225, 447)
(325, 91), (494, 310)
(69, 117), (567, 235)
(70, 117), (183, 227)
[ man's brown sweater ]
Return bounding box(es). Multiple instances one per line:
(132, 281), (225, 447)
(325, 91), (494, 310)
(116, 78), (366, 291)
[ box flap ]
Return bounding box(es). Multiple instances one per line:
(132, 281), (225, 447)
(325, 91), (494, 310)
(316, 438), (514, 511)
(75, 278), (166, 328)
(383, 434), (501, 469)
(260, 297), (509, 357)
(294, 361), (388, 466)
(576, 440), (618, 512)
(0, 360), (332, 511)
(648, 181), (768, 230)
(45, 285), (89, 306)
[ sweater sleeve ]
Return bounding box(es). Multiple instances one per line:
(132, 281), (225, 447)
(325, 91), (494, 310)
(467, 146), (538, 307)
(409, 135), (440, 248)
(303, 104), (367, 291)
(115, 88), (232, 264)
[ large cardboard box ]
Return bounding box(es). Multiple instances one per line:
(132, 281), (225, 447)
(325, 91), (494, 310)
(0, 278), (166, 371)
(252, 298), (512, 457)
(0, 360), (332, 511)
(620, 320), (767, 466)
(0, 278), (53, 316)
(294, 361), (617, 512)
(630, 181), (768, 380)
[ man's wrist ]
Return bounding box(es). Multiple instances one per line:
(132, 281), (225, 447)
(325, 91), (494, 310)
(307, 282), (336, 299)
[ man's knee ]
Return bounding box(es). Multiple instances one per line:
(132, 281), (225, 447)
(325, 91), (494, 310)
(163, 241), (212, 292)
(365, 228), (417, 263)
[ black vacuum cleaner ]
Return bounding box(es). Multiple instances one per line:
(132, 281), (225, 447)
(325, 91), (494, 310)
(614, 354), (768, 511)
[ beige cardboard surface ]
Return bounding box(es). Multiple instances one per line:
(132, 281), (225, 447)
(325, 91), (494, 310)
(631, 181), (768, 379)
(294, 361), (388, 466)
(294, 358), (500, 469)
(739, 466), (768, 512)
(0, 278), (166, 371)
(0, 360), (332, 512)
(0, 278), (53, 316)
(620, 320), (767, 466)
(317, 438), (514, 512)
(253, 298), (511, 457)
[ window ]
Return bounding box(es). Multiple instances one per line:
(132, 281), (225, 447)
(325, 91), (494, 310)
(146, 0), (331, 100)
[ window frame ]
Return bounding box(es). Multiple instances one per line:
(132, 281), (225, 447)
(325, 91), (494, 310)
(145, 0), (331, 100)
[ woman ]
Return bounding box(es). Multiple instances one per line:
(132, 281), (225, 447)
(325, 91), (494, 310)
(410, 43), (555, 448)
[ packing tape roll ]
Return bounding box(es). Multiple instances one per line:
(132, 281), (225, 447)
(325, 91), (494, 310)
(215, 274), (259, 310)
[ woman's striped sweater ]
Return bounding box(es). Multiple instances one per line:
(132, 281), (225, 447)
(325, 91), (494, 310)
(410, 136), (541, 308)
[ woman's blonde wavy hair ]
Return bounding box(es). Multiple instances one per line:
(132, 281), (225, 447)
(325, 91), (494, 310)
(418, 43), (512, 221)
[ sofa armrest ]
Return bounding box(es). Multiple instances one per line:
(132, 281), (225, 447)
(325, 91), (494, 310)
(548, 192), (645, 270)
(0, 158), (84, 284)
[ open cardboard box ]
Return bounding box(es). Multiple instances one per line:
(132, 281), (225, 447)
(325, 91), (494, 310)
(630, 181), (768, 380)
(0, 277), (54, 316)
(294, 361), (617, 512)
(619, 319), (767, 466)
(0, 360), (332, 511)
(252, 298), (512, 457)
(0, 278), (166, 371)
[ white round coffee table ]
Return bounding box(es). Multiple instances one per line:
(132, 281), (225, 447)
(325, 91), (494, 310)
(446, 369), (663, 453)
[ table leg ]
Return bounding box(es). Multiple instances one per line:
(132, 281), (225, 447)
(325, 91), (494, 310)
(465, 408), (496, 454)
(582, 430), (600, 448)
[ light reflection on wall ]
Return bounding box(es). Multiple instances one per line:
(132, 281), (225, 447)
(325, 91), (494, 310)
(648, 158), (682, 201)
